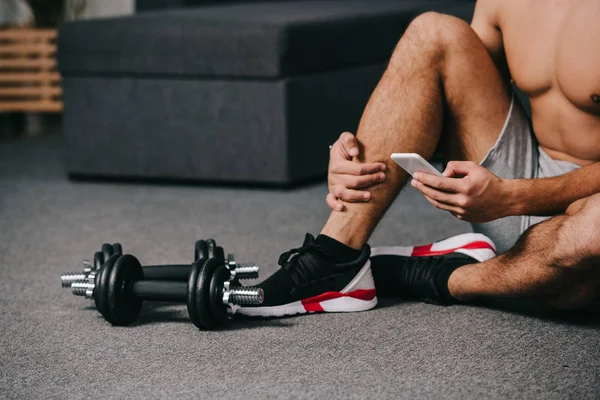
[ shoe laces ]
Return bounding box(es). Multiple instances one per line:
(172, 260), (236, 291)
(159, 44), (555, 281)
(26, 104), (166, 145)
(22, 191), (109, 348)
(277, 234), (332, 286)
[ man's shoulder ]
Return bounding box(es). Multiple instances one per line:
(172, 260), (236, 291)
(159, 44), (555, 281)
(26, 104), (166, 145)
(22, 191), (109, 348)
(474, 0), (511, 29)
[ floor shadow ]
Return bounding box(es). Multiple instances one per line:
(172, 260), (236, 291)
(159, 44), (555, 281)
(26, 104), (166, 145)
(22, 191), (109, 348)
(212, 318), (296, 331)
(374, 298), (405, 310)
(131, 310), (191, 325)
(473, 298), (600, 327)
(82, 301), (296, 329)
(127, 302), (296, 330)
(377, 296), (600, 327)
(129, 302), (193, 326)
(84, 298), (599, 329)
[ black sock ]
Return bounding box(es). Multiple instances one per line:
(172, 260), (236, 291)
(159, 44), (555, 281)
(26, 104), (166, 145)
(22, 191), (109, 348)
(315, 234), (362, 264)
(434, 258), (476, 305)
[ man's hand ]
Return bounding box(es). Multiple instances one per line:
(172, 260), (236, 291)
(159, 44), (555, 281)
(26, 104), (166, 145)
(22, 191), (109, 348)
(411, 161), (513, 223)
(326, 132), (387, 211)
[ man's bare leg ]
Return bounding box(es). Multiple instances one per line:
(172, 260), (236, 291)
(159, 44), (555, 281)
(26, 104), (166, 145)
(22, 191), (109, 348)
(449, 194), (600, 309)
(320, 13), (511, 249)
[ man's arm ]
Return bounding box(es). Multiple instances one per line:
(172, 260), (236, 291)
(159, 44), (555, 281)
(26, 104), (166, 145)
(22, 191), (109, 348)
(411, 161), (600, 223)
(470, 0), (511, 82)
(507, 163), (600, 216)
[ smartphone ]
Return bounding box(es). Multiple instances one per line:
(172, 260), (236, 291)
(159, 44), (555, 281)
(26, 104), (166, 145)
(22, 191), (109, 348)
(391, 153), (442, 177)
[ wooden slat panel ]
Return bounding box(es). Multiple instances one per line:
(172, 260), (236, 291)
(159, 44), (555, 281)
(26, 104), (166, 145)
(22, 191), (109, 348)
(0, 29), (57, 41)
(0, 72), (60, 83)
(0, 101), (62, 112)
(0, 86), (62, 96)
(0, 28), (62, 113)
(0, 43), (56, 56)
(0, 58), (57, 69)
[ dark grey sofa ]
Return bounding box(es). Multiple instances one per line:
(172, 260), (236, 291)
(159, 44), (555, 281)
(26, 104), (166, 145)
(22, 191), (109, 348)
(135, 0), (297, 12)
(59, 0), (475, 186)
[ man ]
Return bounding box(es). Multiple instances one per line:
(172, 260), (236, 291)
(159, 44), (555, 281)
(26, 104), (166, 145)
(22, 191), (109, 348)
(237, 0), (600, 317)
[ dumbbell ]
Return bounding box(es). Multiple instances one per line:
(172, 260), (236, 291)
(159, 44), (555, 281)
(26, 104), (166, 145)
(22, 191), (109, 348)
(67, 239), (225, 307)
(70, 251), (263, 329)
(61, 240), (258, 287)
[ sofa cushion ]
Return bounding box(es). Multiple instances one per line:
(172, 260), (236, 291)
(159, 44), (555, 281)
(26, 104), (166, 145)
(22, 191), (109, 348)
(58, 0), (473, 78)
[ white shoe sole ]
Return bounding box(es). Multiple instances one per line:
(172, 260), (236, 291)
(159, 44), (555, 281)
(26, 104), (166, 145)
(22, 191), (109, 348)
(235, 260), (378, 318)
(370, 233), (497, 262)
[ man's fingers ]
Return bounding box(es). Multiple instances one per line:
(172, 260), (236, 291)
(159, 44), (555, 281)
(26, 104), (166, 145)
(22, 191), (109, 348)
(339, 132), (359, 157)
(326, 193), (345, 211)
(331, 185), (372, 203)
(411, 179), (460, 204)
(443, 160), (478, 177)
(413, 171), (465, 193)
(339, 172), (386, 189)
(422, 194), (464, 215)
(330, 160), (387, 176)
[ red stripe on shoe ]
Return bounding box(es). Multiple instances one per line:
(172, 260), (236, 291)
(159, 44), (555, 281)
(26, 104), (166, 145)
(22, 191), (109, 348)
(303, 302), (324, 312)
(301, 289), (377, 312)
(411, 241), (495, 257)
(412, 244), (432, 256)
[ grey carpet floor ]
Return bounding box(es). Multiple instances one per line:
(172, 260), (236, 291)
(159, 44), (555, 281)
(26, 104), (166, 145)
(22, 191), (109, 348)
(0, 134), (598, 399)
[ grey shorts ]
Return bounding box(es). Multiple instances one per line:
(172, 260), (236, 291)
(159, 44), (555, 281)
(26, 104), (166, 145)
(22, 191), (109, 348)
(471, 93), (580, 253)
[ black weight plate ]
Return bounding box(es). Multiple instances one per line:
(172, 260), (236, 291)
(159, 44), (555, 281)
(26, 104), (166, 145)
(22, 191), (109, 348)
(209, 265), (230, 326)
(194, 240), (208, 262)
(112, 243), (123, 255)
(193, 258), (220, 329)
(93, 251), (104, 270)
(93, 254), (111, 313)
(95, 254), (119, 324)
(93, 257), (105, 311)
(206, 239), (217, 259)
(108, 254), (143, 326)
(215, 246), (225, 263)
(101, 243), (114, 262)
(186, 260), (204, 328)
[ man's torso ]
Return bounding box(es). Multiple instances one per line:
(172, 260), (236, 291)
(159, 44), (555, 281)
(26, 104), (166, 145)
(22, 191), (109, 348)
(498, 0), (600, 165)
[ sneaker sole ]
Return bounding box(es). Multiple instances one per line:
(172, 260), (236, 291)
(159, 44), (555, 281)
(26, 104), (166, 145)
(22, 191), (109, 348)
(370, 233), (496, 262)
(235, 261), (378, 318)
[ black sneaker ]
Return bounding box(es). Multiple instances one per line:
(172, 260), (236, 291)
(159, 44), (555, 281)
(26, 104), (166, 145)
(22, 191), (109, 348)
(236, 234), (378, 317)
(370, 233), (496, 304)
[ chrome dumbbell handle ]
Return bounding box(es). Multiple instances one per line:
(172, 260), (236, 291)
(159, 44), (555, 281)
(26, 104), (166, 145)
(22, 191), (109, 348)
(61, 273), (87, 288)
(222, 280), (264, 306)
(226, 253), (260, 280)
(71, 281), (95, 299)
(227, 287), (264, 305)
(60, 259), (95, 287)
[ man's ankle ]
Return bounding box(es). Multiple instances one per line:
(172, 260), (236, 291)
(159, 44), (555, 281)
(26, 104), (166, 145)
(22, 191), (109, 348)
(319, 227), (364, 250)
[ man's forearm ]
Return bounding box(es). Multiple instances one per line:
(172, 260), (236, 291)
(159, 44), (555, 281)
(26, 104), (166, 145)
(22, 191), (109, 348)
(505, 162), (600, 216)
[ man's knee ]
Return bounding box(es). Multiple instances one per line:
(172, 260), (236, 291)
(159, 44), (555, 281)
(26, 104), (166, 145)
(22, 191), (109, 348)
(553, 195), (600, 268)
(399, 12), (474, 53)
(576, 195), (600, 256)
(565, 192), (600, 215)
